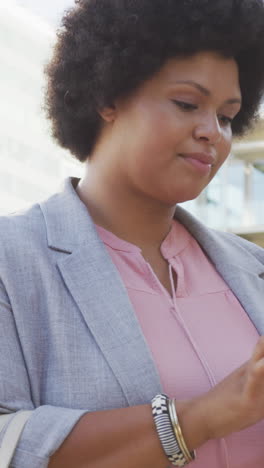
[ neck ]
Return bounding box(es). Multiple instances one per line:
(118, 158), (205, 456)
(76, 164), (176, 253)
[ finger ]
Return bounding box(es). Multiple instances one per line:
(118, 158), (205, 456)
(245, 358), (264, 402)
(250, 336), (264, 364)
(254, 357), (264, 373)
(247, 357), (264, 397)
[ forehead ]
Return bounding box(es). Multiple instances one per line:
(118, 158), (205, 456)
(145, 51), (242, 101)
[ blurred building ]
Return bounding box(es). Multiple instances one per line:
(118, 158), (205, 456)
(0, 0), (82, 214)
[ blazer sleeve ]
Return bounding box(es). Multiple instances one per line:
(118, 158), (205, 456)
(0, 279), (88, 468)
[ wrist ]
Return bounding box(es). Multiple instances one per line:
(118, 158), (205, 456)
(176, 397), (211, 451)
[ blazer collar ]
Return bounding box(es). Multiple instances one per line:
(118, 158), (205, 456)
(41, 177), (264, 277)
(40, 177), (99, 253)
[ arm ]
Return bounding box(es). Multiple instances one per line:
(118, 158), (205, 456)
(49, 404), (169, 468)
(48, 399), (209, 468)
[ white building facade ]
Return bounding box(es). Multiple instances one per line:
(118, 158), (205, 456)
(0, 0), (82, 214)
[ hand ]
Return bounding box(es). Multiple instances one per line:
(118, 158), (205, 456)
(177, 336), (264, 451)
(200, 336), (264, 439)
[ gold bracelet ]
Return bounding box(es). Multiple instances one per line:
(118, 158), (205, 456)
(168, 399), (191, 462)
(169, 399), (195, 463)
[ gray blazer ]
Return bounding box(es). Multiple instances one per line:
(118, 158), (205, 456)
(0, 177), (263, 468)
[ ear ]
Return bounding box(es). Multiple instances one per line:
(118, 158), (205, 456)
(98, 105), (117, 123)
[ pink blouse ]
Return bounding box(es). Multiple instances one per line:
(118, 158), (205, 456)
(96, 219), (264, 468)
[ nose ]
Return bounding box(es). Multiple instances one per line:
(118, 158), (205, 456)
(193, 112), (222, 145)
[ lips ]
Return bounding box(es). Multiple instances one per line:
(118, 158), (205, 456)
(179, 152), (216, 165)
(178, 152), (216, 175)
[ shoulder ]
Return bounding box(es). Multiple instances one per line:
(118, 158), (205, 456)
(0, 203), (45, 242)
(175, 205), (264, 266)
(0, 203), (47, 266)
(210, 228), (264, 263)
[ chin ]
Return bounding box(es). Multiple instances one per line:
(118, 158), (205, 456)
(161, 187), (205, 205)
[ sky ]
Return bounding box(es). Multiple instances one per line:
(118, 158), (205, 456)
(14, 0), (75, 26)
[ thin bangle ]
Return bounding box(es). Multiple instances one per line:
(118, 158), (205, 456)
(169, 399), (196, 463)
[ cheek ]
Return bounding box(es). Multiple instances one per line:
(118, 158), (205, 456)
(133, 102), (186, 146)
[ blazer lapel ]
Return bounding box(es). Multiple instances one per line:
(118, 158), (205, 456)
(175, 205), (264, 334)
(57, 245), (162, 405)
(41, 178), (162, 406)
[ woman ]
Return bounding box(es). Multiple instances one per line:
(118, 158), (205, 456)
(1, 0), (264, 467)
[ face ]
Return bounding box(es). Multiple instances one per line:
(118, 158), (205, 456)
(99, 51), (242, 205)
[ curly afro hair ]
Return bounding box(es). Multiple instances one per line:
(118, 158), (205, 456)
(44, 0), (264, 162)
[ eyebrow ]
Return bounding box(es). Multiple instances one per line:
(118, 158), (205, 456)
(172, 80), (242, 105)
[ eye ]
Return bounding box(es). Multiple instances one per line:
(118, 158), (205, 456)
(172, 100), (198, 111)
(218, 115), (233, 126)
